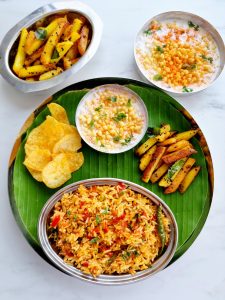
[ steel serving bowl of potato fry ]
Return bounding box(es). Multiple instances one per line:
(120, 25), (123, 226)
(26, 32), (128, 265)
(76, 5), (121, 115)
(0, 1), (103, 93)
(38, 178), (178, 285)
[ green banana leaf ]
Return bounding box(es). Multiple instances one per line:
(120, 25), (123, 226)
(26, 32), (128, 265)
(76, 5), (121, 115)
(9, 81), (211, 260)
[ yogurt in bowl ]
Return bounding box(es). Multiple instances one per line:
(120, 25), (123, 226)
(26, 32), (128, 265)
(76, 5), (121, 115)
(134, 11), (225, 94)
(75, 84), (148, 153)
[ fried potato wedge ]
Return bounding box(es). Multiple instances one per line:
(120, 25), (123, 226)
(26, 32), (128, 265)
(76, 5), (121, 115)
(173, 129), (199, 141)
(50, 41), (73, 64)
(23, 148), (52, 171)
(39, 67), (63, 80)
(142, 146), (166, 183)
(42, 153), (71, 189)
(179, 166), (201, 193)
(158, 137), (177, 146)
(24, 46), (45, 67)
(150, 163), (170, 183)
(139, 145), (157, 171)
(41, 18), (68, 65)
(18, 65), (53, 78)
(70, 18), (83, 42)
(47, 102), (69, 124)
(159, 158), (187, 187)
(53, 133), (82, 154)
(166, 140), (191, 153)
(24, 31), (36, 55)
(135, 136), (157, 156)
(162, 146), (197, 164)
(164, 158), (196, 194)
(26, 18), (63, 55)
(78, 25), (89, 56)
(155, 131), (171, 143)
(64, 152), (84, 172)
(12, 28), (28, 75)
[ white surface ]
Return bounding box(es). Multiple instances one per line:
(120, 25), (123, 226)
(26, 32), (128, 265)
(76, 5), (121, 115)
(0, 0), (224, 299)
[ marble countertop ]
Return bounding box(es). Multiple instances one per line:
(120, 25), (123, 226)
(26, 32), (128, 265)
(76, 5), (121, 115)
(0, 0), (225, 299)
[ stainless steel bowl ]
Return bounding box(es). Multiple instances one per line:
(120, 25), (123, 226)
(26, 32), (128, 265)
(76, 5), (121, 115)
(134, 11), (225, 95)
(0, 1), (103, 93)
(75, 84), (149, 154)
(38, 178), (178, 285)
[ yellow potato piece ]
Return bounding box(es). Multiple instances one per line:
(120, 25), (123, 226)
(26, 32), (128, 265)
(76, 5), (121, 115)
(42, 153), (71, 189)
(26, 166), (43, 182)
(64, 152), (84, 173)
(26, 116), (65, 151)
(47, 103), (69, 124)
(39, 67), (63, 81)
(23, 149), (52, 171)
(53, 133), (81, 154)
(13, 28), (28, 75)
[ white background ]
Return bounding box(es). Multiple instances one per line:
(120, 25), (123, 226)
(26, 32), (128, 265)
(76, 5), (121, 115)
(0, 0), (225, 299)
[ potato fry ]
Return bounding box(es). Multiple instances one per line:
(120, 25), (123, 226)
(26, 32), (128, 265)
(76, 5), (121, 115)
(162, 146), (197, 164)
(155, 131), (171, 142)
(173, 129), (199, 141)
(66, 42), (78, 60)
(164, 158), (196, 194)
(160, 124), (170, 134)
(166, 140), (192, 153)
(18, 65), (53, 78)
(179, 166), (201, 193)
(63, 57), (72, 69)
(159, 158), (187, 187)
(26, 18), (65, 55)
(41, 19), (68, 66)
(139, 145), (157, 171)
(151, 164), (170, 183)
(78, 25), (89, 56)
(24, 31), (36, 54)
(62, 24), (72, 41)
(24, 46), (44, 66)
(70, 18), (83, 42)
(39, 67), (63, 81)
(158, 137), (177, 146)
(142, 147), (166, 183)
(135, 136), (157, 156)
(50, 41), (73, 64)
(12, 28), (28, 75)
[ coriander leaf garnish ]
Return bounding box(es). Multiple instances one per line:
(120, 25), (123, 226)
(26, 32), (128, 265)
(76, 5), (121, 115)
(127, 99), (132, 107)
(89, 119), (94, 128)
(113, 136), (121, 142)
(144, 29), (152, 35)
(96, 215), (101, 225)
(51, 48), (59, 59)
(188, 21), (199, 31)
(108, 96), (117, 102)
(73, 215), (77, 221)
(35, 28), (47, 40)
(200, 54), (213, 64)
(124, 135), (133, 143)
(67, 210), (71, 215)
(156, 45), (164, 53)
(90, 237), (99, 244)
(101, 207), (109, 214)
(113, 113), (126, 122)
(153, 74), (163, 81)
(182, 86), (193, 93)
(95, 105), (103, 112)
(182, 64), (197, 70)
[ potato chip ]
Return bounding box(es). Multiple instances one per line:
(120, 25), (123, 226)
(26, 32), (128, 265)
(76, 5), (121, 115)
(53, 133), (82, 154)
(26, 166), (43, 182)
(60, 123), (77, 135)
(47, 103), (69, 124)
(42, 153), (71, 188)
(23, 149), (52, 171)
(64, 152), (84, 172)
(26, 116), (65, 151)
(24, 143), (40, 156)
